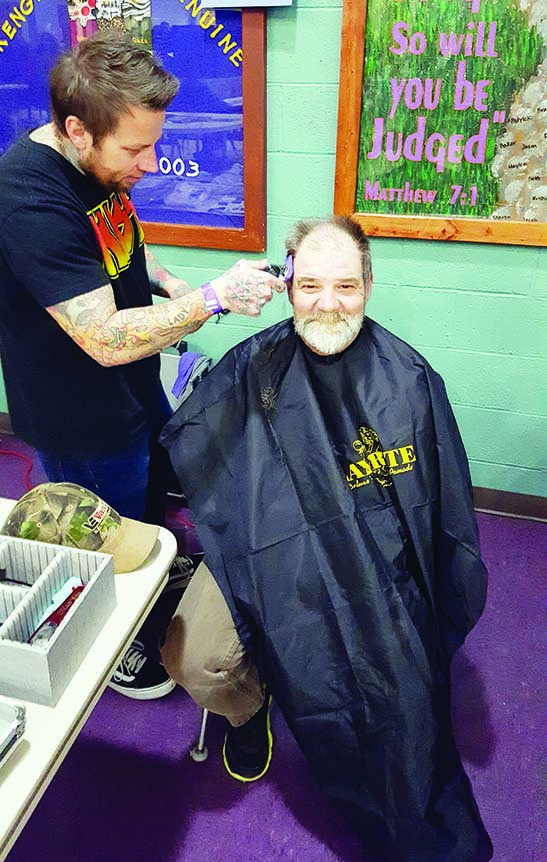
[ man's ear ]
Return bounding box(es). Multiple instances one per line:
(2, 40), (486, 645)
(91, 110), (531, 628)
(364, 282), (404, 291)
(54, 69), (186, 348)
(64, 116), (91, 152)
(364, 275), (373, 303)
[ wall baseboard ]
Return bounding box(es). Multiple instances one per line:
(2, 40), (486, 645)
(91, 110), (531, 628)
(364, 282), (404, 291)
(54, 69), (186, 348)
(0, 413), (544, 521)
(473, 487), (546, 522)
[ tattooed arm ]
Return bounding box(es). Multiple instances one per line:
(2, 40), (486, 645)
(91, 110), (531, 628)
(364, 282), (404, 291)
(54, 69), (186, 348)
(46, 260), (284, 367)
(47, 283), (209, 367)
(145, 245), (192, 300)
(145, 249), (285, 311)
(211, 258), (285, 315)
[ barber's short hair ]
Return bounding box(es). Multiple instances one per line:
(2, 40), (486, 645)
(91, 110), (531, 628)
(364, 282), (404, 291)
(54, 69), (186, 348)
(49, 32), (179, 143)
(285, 216), (372, 283)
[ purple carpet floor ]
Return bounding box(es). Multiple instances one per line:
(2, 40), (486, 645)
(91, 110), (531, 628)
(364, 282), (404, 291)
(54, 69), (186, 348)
(0, 435), (545, 862)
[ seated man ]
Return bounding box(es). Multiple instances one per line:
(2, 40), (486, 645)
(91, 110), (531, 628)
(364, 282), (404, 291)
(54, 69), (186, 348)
(159, 217), (493, 862)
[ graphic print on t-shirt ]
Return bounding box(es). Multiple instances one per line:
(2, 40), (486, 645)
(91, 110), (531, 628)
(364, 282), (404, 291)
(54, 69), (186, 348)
(346, 425), (416, 490)
(88, 192), (144, 278)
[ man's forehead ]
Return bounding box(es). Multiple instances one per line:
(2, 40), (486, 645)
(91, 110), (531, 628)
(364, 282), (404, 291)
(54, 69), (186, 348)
(294, 225), (362, 273)
(108, 106), (165, 142)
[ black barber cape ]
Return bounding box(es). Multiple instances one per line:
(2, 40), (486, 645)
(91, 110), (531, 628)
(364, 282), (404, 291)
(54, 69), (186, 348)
(161, 319), (493, 862)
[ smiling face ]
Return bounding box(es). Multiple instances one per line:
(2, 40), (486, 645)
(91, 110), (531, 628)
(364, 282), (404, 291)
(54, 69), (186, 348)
(71, 106), (165, 194)
(289, 224), (373, 355)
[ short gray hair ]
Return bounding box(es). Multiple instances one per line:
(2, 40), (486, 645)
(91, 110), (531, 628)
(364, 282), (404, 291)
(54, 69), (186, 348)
(284, 216), (372, 283)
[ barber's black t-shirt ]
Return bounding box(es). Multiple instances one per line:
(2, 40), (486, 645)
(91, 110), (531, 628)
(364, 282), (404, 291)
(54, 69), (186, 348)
(0, 134), (163, 455)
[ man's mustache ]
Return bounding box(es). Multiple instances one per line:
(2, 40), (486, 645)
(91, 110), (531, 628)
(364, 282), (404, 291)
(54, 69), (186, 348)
(303, 313), (352, 326)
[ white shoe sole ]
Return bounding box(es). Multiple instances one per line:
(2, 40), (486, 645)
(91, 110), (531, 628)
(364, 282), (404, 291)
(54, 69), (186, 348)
(108, 677), (176, 700)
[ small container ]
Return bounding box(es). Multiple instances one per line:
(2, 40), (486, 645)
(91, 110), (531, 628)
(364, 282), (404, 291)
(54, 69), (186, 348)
(0, 537), (116, 706)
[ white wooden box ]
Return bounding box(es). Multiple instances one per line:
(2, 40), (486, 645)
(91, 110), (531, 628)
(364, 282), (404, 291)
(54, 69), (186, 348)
(0, 537), (116, 706)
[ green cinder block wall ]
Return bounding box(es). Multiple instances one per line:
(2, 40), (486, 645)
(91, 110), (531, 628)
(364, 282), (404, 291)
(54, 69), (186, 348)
(1, 1), (545, 498)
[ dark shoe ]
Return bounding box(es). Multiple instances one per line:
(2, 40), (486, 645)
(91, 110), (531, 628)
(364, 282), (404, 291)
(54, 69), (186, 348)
(109, 639), (176, 700)
(165, 554), (204, 596)
(223, 694), (273, 782)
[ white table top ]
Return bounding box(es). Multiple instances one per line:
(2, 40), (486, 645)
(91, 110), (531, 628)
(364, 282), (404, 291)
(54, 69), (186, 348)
(0, 498), (177, 861)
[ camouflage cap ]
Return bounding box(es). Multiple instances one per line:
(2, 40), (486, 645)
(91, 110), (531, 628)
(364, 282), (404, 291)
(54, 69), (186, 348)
(1, 483), (159, 574)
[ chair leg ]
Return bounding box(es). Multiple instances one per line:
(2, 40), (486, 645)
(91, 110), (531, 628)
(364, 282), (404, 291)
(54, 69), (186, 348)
(190, 708), (209, 762)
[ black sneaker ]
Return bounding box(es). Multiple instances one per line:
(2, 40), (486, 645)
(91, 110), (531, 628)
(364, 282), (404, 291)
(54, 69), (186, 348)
(223, 694), (273, 782)
(109, 639), (176, 700)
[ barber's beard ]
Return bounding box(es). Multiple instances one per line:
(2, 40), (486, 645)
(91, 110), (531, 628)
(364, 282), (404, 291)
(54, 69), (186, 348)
(81, 166), (127, 195)
(79, 153), (129, 195)
(294, 312), (363, 355)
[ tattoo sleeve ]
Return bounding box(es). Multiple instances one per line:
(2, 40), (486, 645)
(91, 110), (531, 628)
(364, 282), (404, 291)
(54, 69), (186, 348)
(212, 259), (284, 316)
(47, 283), (210, 367)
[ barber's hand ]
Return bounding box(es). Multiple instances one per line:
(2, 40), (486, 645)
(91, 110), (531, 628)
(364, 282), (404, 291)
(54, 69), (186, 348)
(211, 259), (285, 316)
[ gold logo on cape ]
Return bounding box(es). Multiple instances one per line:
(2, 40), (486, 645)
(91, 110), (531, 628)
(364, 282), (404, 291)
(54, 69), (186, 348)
(346, 426), (416, 490)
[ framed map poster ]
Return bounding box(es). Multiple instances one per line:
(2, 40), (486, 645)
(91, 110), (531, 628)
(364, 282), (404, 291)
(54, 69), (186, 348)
(334, 0), (546, 246)
(0, 0), (266, 251)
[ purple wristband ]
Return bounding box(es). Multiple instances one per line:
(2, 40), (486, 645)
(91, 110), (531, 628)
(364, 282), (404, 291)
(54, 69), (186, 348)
(200, 282), (223, 315)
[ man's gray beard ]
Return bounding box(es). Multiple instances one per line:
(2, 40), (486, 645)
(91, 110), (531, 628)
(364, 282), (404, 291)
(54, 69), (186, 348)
(294, 313), (363, 355)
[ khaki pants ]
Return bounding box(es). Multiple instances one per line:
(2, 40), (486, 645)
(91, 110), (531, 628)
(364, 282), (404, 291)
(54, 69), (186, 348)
(160, 562), (264, 727)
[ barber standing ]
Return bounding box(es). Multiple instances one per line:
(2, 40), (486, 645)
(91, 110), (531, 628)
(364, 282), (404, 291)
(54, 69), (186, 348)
(0, 32), (284, 699)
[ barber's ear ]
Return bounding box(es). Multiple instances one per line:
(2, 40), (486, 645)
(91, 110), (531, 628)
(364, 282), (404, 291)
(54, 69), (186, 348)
(65, 116), (91, 152)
